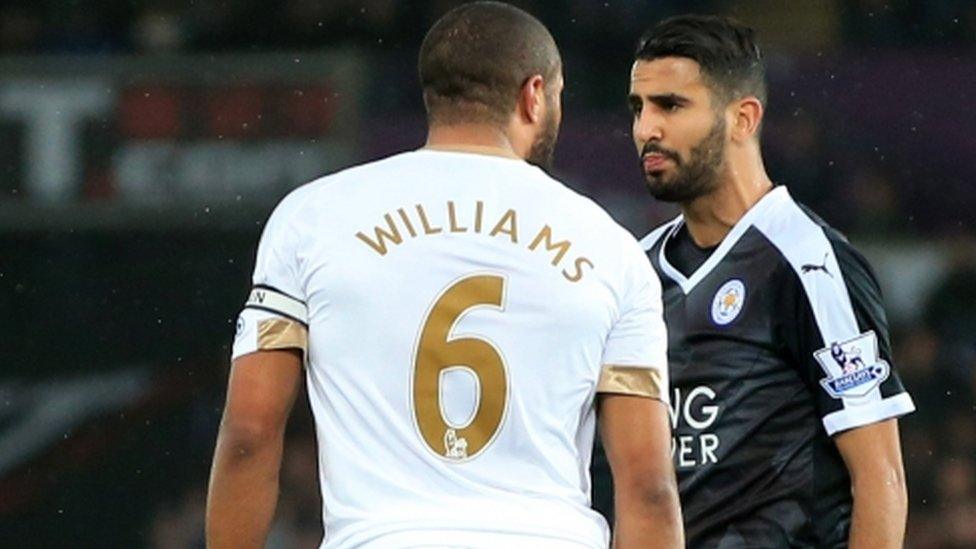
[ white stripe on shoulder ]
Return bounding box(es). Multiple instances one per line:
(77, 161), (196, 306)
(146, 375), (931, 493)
(752, 192), (858, 343)
(639, 216), (683, 252)
(752, 189), (881, 407)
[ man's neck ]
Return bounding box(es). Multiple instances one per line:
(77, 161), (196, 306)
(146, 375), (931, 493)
(681, 156), (773, 248)
(425, 124), (520, 159)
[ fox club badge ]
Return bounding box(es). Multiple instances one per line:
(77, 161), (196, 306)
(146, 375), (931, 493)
(815, 331), (891, 399)
(711, 279), (746, 326)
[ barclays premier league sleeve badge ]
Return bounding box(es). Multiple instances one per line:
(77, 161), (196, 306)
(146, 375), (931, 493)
(815, 331), (891, 399)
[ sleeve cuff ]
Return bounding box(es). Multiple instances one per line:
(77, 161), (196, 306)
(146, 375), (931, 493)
(597, 364), (667, 402)
(232, 312), (308, 362)
(822, 392), (915, 436)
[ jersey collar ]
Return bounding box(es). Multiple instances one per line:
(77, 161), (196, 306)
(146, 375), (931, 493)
(658, 186), (790, 294)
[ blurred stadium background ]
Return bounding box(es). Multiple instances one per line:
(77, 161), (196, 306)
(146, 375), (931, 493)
(0, 0), (973, 547)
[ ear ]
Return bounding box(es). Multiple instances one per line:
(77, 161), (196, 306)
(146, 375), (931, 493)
(517, 74), (546, 124)
(731, 96), (763, 142)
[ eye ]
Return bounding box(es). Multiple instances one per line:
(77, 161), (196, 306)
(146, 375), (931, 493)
(661, 100), (681, 113)
(628, 99), (642, 117)
(651, 94), (687, 113)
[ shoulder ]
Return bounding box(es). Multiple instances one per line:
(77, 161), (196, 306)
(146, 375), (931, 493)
(751, 187), (850, 273)
(753, 188), (885, 337)
(751, 188), (876, 281)
(268, 151), (418, 226)
(536, 173), (645, 246)
(297, 151), (416, 200)
(537, 172), (610, 216)
(798, 204), (878, 280)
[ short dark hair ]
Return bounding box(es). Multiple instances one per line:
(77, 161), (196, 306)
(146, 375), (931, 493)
(636, 15), (766, 107)
(419, 1), (561, 125)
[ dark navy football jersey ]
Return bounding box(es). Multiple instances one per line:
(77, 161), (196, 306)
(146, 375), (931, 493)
(639, 187), (915, 548)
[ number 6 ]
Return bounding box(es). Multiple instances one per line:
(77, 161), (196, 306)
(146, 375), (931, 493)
(412, 274), (508, 461)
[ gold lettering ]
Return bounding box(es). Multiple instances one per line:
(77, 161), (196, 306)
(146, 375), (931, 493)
(416, 204), (443, 235)
(489, 209), (518, 243)
(355, 213), (403, 256)
(447, 201), (467, 233)
(474, 200), (484, 233)
(414, 275), (507, 460)
(528, 225), (571, 266)
(397, 208), (418, 237)
(562, 256), (594, 282)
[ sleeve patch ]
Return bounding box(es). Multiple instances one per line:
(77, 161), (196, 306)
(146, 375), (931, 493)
(815, 330), (891, 399)
(597, 364), (666, 401)
(257, 318), (308, 355)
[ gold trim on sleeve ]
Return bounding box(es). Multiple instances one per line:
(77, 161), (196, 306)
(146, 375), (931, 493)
(257, 318), (308, 357)
(597, 364), (664, 400)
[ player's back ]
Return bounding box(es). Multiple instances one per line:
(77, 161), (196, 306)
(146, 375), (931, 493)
(236, 149), (659, 548)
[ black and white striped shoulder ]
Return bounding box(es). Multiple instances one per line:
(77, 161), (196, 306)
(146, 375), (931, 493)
(754, 188), (914, 435)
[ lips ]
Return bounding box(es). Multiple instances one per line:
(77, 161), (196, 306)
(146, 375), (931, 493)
(642, 154), (671, 171)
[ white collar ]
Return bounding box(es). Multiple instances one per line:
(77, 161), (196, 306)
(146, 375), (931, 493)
(658, 186), (789, 294)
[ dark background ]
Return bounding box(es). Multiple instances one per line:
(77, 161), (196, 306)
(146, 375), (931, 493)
(0, 1), (973, 547)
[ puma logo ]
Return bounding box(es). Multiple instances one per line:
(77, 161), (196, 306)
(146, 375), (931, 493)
(801, 253), (833, 277)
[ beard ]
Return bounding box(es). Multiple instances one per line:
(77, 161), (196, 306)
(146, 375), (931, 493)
(641, 115), (726, 203)
(526, 103), (560, 171)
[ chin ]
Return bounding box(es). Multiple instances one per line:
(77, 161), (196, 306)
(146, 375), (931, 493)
(644, 172), (670, 189)
(644, 178), (683, 203)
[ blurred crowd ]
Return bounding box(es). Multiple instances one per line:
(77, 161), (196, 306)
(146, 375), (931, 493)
(2, 0), (973, 235)
(1, 0), (975, 56)
(147, 419), (323, 549)
(897, 252), (976, 548)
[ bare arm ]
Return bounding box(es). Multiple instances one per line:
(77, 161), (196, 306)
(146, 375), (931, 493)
(835, 418), (908, 549)
(599, 394), (683, 549)
(206, 350), (304, 549)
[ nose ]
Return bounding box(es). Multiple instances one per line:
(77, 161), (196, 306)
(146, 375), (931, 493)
(633, 108), (664, 145)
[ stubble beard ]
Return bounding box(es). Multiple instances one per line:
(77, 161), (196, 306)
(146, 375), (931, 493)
(643, 116), (727, 203)
(527, 106), (560, 171)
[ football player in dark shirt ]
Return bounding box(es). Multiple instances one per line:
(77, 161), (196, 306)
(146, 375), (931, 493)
(624, 14), (915, 548)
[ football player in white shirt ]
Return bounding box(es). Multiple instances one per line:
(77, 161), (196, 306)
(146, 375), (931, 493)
(206, 2), (682, 548)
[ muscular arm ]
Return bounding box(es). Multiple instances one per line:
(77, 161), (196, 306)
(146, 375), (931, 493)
(206, 350), (304, 549)
(835, 418), (908, 549)
(599, 394), (683, 549)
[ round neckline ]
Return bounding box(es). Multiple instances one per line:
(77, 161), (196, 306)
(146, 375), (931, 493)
(417, 145), (524, 162)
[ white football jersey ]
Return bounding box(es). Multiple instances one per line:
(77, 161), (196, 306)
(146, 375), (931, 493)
(233, 149), (668, 549)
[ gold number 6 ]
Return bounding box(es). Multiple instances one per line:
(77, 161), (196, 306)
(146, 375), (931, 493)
(412, 274), (509, 461)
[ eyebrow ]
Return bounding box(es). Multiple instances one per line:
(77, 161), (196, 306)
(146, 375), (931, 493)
(645, 93), (692, 106)
(627, 92), (694, 112)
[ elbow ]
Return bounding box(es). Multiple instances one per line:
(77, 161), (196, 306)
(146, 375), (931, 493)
(641, 478), (681, 510)
(620, 475), (681, 513)
(217, 413), (284, 460)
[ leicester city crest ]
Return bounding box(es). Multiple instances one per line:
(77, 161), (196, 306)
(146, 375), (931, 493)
(815, 331), (891, 399)
(711, 279), (746, 326)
